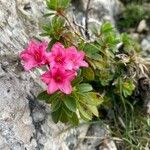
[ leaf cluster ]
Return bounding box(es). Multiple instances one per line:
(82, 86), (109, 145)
(38, 82), (103, 125)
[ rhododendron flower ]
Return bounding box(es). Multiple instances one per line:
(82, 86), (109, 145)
(20, 40), (49, 71)
(41, 68), (76, 94)
(48, 42), (67, 69)
(48, 42), (88, 71)
(65, 46), (88, 70)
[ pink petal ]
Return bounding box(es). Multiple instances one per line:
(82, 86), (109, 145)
(65, 70), (76, 81)
(59, 81), (72, 94)
(79, 61), (89, 67)
(20, 51), (31, 61)
(64, 60), (74, 70)
(39, 41), (48, 50)
(24, 60), (37, 71)
(28, 40), (37, 54)
(50, 61), (59, 69)
(38, 41), (48, 54)
(51, 42), (64, 54)
(45, 52), (52, 64)
(66, 46), (77, 53)
(78, 51), (85, 59)
(47, 79), (58, 94)
(41, 71), (51, 84)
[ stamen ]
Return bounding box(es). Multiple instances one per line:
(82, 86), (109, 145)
(55, 76), (62, 82)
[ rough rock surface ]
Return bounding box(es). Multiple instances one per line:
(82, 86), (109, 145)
(71, 0), (123, 39)
(141, 35), (150, 58)
(0, 0), (122, 149)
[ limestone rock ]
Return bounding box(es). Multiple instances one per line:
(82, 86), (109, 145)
(141, 35), (150, 57)
(137, 19), (148, 33)
(0, 0), (120, 149)
(70, 0), (123, 39)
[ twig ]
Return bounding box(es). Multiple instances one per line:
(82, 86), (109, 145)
(60, 13), (87, 42)
(85, 0), (91, 40)
(73, 17), (86, 32)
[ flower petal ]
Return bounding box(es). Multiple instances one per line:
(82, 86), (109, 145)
(66, 46), (77, 53)
(65, 70), (76, 81)
(51, 42), (64, 55)
(79, 60), (89, 67)
(24, 60), (37, 71)
(78, 51), (85, 59)
(47, 79), (58, 94)
(20, 51), (31, 61)
(41, 71), (51, 84)
(59, 81), (72, 94)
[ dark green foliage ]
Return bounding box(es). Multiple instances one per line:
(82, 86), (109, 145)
(41, 16), (65, 40)
(117, 4), (147, 30)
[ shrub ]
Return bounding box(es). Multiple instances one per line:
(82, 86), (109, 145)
(20, 0), (149, 149)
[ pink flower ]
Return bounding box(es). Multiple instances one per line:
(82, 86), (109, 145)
(48, 42), (66, 69)
(41, 68), (76, 94)
(65, 46), (88, 70)
(48, 42), (88, 71)
(20, 40), (49, 71)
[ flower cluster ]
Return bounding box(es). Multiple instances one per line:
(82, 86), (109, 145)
(20, 40), (88, 94)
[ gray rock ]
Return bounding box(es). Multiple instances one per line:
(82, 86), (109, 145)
(70, 0), (123, 39)
(137, 20), (148, 33)
(141, 35), (150, 57)
(0, 0), (45, 55)
(130, 33), (140, 41)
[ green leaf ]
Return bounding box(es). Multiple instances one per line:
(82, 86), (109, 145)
(51, 16), (65, 39)
(86, 105), (99, 117)
(83, 43), (99, 59)
(100, 22), (113, 34)
(63, 106), (73, 118)
(72, 76), (83, 86)
(59, 110), (69, 123)
(88, 92), (103, 105)
(60, 0), (71, 9)
(46, 0), (71, 10)
(115, 78), (135, 98)
(43, 12), (55, 17)
(41, 16), (65, 39)
(51, 98), (62, 112)
(68, 113), (79, 126)
(75, 92), (102, 106)
(122, 80), (135, 98)
(51, 107), (62, 123)
(46, 0), (58, 10)
(63, 96), (77, 112)
(37, 91), (50, 101)
(78, 103), (92, 121)
(37, 91), (60, 104)
(79, 92), (103, 106)
(82, 67), (95, 81)
(76, 83), (93, 93)
(98, 69), (114, 86)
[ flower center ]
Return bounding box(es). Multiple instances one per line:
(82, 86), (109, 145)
(55, 56), (63, 63)
(55, 75), (62, 82)
(34, 52), (41, 61)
